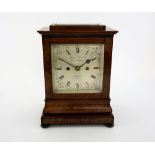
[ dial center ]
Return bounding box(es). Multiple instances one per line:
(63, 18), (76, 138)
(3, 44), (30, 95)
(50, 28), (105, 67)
(75, 66), (81, 71)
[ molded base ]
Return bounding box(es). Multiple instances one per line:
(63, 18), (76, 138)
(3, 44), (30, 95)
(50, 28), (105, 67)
(41, 99), (114, 127)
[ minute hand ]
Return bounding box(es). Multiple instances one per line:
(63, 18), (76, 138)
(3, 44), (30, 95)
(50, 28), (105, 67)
(58, 57), (76, 68)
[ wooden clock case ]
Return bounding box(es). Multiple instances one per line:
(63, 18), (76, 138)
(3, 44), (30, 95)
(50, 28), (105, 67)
(37, 25), (118, 127)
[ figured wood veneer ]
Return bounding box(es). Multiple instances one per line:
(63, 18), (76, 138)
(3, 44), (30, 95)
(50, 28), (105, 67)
(37, 24), (118, 127)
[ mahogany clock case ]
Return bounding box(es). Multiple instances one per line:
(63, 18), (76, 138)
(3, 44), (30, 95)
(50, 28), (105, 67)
(37, 25), (118, 127)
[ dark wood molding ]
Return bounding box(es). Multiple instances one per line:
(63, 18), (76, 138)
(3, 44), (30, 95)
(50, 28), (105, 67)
(37, 25), (118, 37)
(50, 24), (106, 32)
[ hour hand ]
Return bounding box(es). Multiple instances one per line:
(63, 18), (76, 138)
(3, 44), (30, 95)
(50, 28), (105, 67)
(91, 57), (96, 61)
(58, 57), (76, 68)
(79, 57), (96, 68)
(85, 57), (96, 64)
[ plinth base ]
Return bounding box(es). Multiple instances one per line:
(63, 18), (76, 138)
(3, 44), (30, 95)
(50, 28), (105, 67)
(41, 99), (114, 127)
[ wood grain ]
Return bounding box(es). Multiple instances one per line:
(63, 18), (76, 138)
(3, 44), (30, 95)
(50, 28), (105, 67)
(37, 24), (118, 127)
(44, 100), (112, 114)
(41, 113), (114, 126)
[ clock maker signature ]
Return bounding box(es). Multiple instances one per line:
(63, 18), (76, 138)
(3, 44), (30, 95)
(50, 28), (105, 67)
(58, 57), (96, 71)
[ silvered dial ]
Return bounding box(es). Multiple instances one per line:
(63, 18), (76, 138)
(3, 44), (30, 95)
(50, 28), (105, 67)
(51, 44), (104, 93)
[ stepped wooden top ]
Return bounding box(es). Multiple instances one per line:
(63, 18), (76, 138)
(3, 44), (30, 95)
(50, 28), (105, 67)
(37, 24), (118, 36)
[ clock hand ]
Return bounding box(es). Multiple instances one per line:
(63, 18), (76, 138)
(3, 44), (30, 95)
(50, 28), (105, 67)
(91, 57), (96, 61)
(78, 57), (96, 68)
(58, 57), (96, 71)
(78, 60), (89, 68)
(58, 57), (76, 68)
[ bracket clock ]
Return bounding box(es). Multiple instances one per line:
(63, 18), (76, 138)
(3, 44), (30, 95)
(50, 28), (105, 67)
(37, 24), (118, 128)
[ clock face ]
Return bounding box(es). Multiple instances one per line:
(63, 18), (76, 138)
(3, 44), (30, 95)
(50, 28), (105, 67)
(51, 44), (104, 93)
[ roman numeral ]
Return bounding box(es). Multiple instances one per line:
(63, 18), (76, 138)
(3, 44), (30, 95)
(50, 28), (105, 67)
(85, 50), (89, 55)
(91, 75), (96, 79)
(93, 67), (100, 69)
(76, 47), (79, 53)
(59, 75), (64, 80)
(85, 81), (89, 87)
(55, 67), (62, 70)
(76, 83), (79, 89)
(66, 50), (71, 55)
(67, 81), (70, 87)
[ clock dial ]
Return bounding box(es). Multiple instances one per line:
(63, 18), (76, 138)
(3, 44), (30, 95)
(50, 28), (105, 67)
(51, 44), (104, 93)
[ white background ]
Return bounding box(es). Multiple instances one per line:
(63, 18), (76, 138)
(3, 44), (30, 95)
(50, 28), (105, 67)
(0, 13), (155, 141)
